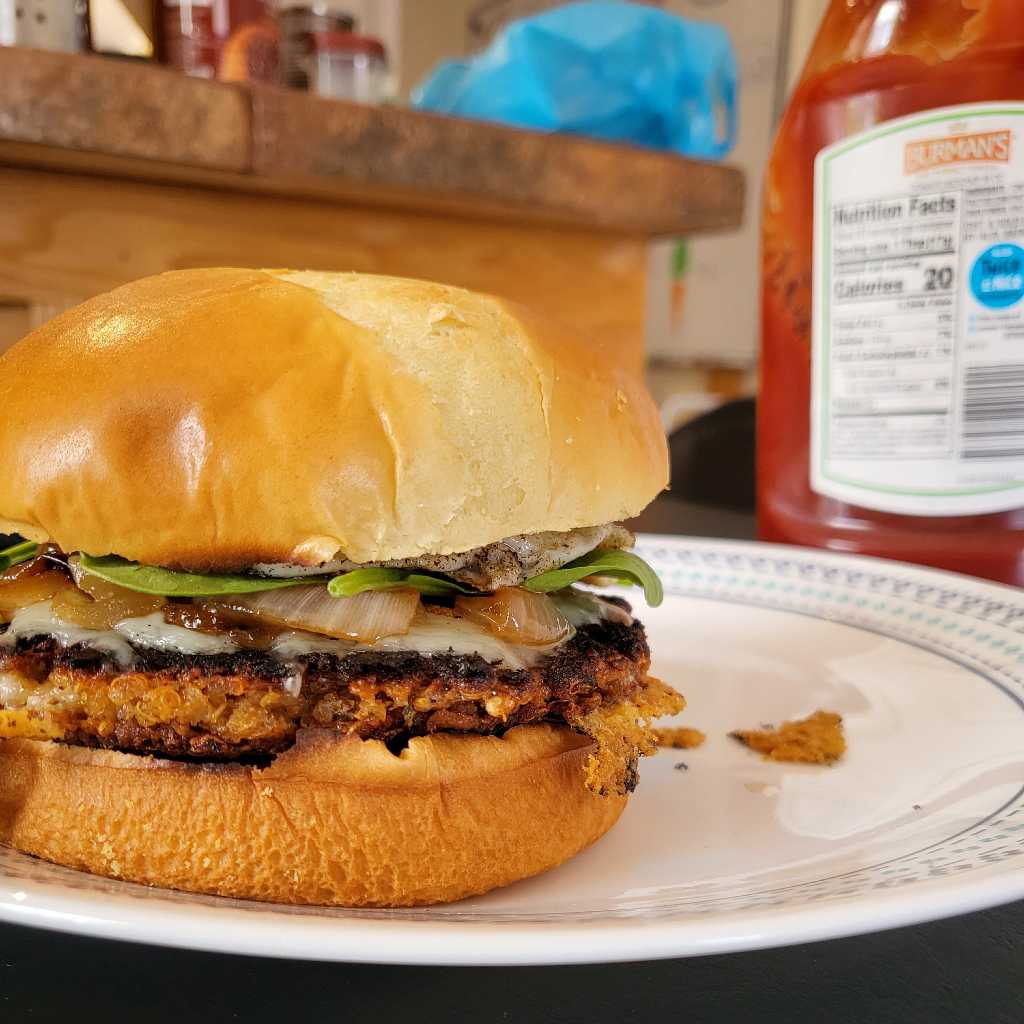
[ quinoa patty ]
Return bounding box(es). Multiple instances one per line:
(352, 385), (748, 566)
(0, 618), (682, 794)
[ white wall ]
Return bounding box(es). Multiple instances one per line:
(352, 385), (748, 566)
(645, 0), (832, 368)
(646, 0), (791, 367)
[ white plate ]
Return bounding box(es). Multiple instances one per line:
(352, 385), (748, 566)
(2, 536), (1023, 965)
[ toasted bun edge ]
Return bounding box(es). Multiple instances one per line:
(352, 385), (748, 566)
(0, 725), (627, 907)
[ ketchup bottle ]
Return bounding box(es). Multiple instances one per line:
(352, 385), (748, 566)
(760, 0), (1024, 585)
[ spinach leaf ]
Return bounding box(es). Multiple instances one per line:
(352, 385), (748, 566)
(0, 540), (40, 573)
(78, 554), (316, 597)
(523, 549), (663, 607)
(328, 567), (476, 598)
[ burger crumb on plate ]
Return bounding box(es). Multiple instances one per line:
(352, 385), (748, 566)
(731, 710), (846, 764)
(652, 726), (706, 749)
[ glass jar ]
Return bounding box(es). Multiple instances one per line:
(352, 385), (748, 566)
(276, 4), (354, 90)
(305, 31), (388, 103)
(760, 0), (1024, 584)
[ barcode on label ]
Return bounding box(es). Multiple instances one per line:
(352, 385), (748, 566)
(961, 364), (1024, 459)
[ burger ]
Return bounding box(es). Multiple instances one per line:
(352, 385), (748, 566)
(0, 268), (683, 907)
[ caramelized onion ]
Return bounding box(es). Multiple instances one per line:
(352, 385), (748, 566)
(53, 559), (166, 630)
(0, 569), (71, 619)
(219, 585), (420, 643)
(162, 601), (283, 649)
(455, 588), (572, 646)
(0, 553), (52, 584)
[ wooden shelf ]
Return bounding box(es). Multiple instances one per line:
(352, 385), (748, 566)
(0, 47), (744, 237)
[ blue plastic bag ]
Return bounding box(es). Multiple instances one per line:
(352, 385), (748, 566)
(412, 1), (737, 159)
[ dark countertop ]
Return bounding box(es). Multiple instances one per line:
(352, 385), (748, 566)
(1, 900), (1022, 1024)
(2, 497), (1022, 1023)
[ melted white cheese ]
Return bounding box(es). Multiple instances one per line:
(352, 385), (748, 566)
(0, 602), (136, 666)
(271, 613), (550, 670)
(280, 663), (305, 697)
(0, 602), (239, 662)
(0, 591), (623, 670)
(0, 670), (29, 707)
(368, 613), (559, 666)
(115, 614), (239, 656)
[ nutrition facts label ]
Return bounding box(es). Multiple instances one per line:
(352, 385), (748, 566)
(812, 104), (1024, 516)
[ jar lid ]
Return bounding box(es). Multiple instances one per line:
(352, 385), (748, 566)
(277, 8), (355, 30)
(309, 31), (386, 60)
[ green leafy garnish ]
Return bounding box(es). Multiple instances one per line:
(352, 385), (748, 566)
(328, 567), (476, 598)
(78, 554), (316, 597)
(327, 568), (408, 595)
(524, 549), (664, 607)
(76, 555), (479, 600)
(74, 549), (662, 605)
(0, 540), (39, 573)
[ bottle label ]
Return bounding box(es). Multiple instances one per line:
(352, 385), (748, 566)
(812, 103), (1024, 516)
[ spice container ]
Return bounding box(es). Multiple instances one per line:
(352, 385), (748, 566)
(157, 0), (276, 81)
(0, 0), (90, 52)
(305, 31), (388, 103)
(276, 4), (354, 90)
(760, 0), (1024, 584)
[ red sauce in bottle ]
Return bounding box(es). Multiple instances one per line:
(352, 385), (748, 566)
(760, 0), (1024, 584)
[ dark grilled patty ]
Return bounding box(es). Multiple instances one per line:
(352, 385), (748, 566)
(0, 619), (651, 760)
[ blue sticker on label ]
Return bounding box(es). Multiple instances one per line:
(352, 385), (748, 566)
(970, 244), (1024, 308)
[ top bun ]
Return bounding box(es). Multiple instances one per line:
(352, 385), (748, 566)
(0, 269), (667, 569)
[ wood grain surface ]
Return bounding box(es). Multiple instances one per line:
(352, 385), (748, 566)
(0, 48), (250, 172)
(0, 166), (649, 355)
(250, 86), (745, 236)
(0, 48), (743, 238)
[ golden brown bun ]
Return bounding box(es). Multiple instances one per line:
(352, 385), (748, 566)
(0, 269), (667, 569)
(0, 725), (626, 907)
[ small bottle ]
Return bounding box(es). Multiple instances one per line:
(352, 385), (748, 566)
(760, 0), (1024, 584)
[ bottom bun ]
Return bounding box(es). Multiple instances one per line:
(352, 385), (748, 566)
(0, 725), (627, 907)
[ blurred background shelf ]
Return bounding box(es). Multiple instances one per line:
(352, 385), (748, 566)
(0, 47), (743, 363)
